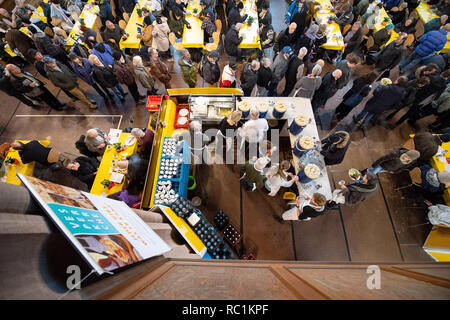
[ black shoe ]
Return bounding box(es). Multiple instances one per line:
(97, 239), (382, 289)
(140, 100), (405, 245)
(122, 92), (129, 96)
(273, 215), (285, 224)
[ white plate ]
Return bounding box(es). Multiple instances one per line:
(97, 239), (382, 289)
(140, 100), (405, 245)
(125, 135), (136, 147)
(178, 117), (187, 125)
(179, 108), (189, 117)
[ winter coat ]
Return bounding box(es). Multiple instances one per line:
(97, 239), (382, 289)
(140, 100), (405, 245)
(102, 25), (126, 44)
(139, 25), (153, 46)
(201, 17), (217, 37)
(99, 0), (114, 20)
(343, 181), (378, 206)
(149, 58), (171, 84)
(374, 41), (404, 71)
(93, 64), (118, 88)
(284, 56), (304, 95)
(336, 7), (354, 27)
(312, 72), (339, 107)
(372, 148), (417, 173)
(44, 62), (78, 90)
(342, 77), (368, 100)
(228, 8), (247, 27)
(133, 65), (156, 90)
(225, 26), (243, 57)
(260, 24), (275, 49)
(240, 161), (266, 190)
(274, 28), (296, 53)
(72, 58), (95, 85)
(271, 53), (290, 82)
(32, 32), (62, 58)
(119, 0), (136, 13)
(371, 28), (391, 51)
(413, 132), (442, 162)
(424, 17), (442, 34)
(169, 17), (187, 38)
(433, 84), (450, 114)
(5, 29), (36, 62)
(344, 27), (363, 54)
(421, 53), (448, 72)
(152, 21), (170, 51)
(92, 43), (114, 66)
(70, 156), (99, 188)
(321, 131), (350, 165)
(290, 75), (322, 98)
(178, 58), (197, 87)
(240, 62), (258, 91)
(395, 20), (417, 34)
(382, 0), (399, 10)
(364, 84), (406, 114)
(420, 165), (446, 193)
(390, 8), (408, 25)
(415, 29), (448, 57)
(291, 9), (308, 38)
(16, 140), (52, 166)
(285, 0), (299, 24)
(113, 61), (136, 86)
(256, 65), (272, 88)
(335, 60), (352, 89)
(108, 190), (140, 207)
(201, 57), (220, 84)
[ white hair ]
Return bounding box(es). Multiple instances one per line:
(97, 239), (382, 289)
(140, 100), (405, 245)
(299, 47), (308, 58)
(250, 107), (259, 118)
(131, 128), (145, 138)
(311, 64), (322, 76)
(181, 48), (190, 59)
(132, 55), (144, 67)
(250, 60), (260, 70)
(261, 57), (271, 67)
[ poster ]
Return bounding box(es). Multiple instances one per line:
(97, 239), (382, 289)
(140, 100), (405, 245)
(18, 174), (171, 275)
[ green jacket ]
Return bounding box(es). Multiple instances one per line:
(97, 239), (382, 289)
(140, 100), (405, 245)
(44, 61), (78, 90)
(169, 17), (188, 38)
(240, 161), (266, 189)
(178, 58), (197, 87)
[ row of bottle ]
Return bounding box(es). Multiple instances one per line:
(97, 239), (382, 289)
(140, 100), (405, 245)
(214, 210), (229, 231)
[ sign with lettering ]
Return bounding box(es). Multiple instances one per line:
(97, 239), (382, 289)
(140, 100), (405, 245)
(19, 174), (171, 275)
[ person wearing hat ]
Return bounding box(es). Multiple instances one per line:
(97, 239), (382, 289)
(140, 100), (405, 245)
(268, 46), (293, 96)
(68, 52), (112, 103)
(178, 49), (197, 88)
(368, 149), (420, 175)
(64, 156), (99, 189)
(220, 62), (237, 88)
(43, 56), (97, 109)
(199, 50), (220, 87)
(240, 157), (268, 192)
(320, 131), (351, 166)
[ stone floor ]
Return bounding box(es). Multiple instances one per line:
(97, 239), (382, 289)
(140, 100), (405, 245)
(0, 0), (438, 262)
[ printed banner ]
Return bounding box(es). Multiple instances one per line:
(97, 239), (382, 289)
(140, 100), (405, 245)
(18, 174), (171, 275)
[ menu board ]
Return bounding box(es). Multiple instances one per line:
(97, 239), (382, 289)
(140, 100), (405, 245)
(18, 174), (171, 275)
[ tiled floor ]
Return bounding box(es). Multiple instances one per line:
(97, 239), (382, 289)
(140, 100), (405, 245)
(0, 0), (437, 262)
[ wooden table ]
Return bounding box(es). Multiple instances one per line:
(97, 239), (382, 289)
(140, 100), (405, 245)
(0, 140), (50, 186)
(90, 132), (138, 196)
(120, 0), (149, 49)
(415, 2), (450, 53)
(313, 0), (345, 51)
(430, 141), (450, 206)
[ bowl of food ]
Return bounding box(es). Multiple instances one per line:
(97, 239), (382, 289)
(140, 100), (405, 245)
(348, 168), (361, 181)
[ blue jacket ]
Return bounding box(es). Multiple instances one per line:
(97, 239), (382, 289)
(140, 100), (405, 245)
(72, 58), (95, 85)
(286, 1), (304, 24)
(415, 29), (448, 57)
(382, 0), (399, 10)
(92, 43), (114, 66)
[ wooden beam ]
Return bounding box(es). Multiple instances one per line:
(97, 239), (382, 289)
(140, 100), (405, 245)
(269, 265), (331, 300)
(380, 266), (450, 289)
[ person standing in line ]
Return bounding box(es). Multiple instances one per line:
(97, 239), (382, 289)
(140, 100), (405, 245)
(89, 54), (126, 102)
(240, 60), (260, 97)
(268, 46), (293, 96)
(256, 58), (272, 96)
(152, 17), (172, 61)
(221, 62), (238, 88)
(290, 64), (322, 99)
(132, 55), (159, 96)
(148, 47), (172, 89)
(178, 49), (197, 88)
(112, 52), (144, 105)
(43, 56), (97, 110)
(282, 47), (308, 96)
(199, 50), (221, 87)
(311, 69), (342, 110)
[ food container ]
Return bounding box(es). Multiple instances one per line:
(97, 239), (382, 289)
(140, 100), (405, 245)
(238, 101), (251, 118)
(293, 135), (315, 158)
(174, 106), (190, 129)
(289, 114), (310, 135)
(297, 163), (321, 184)
(273, 102), (288, 118)
(257, 103), (268, 118)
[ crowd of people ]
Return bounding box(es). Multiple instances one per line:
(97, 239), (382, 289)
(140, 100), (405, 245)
(0, 0), (449, 221)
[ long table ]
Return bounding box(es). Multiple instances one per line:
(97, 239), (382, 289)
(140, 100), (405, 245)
(90, 132), (138, 196)
(120, 0), (148, 49)
(373, 6), (399, 48)
(415, 2), (450, 53)
(237, 97), (333, 200)
(66, 1), (101, 47)
(238, 0), (261, 50)
(0, 140), (50, 186)
(430, 141), (450, 206)
(314, 0), (345, 51)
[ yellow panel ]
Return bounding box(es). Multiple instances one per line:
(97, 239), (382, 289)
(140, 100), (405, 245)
(1, 140), (50, 186)
(424, 226), (450, 249)
(167, 88), (243, 96)
(416, 3), (440, 23)
(90, 133), (138, 195)
(120, 0), (147, 49)
(424, 250), (450, 262)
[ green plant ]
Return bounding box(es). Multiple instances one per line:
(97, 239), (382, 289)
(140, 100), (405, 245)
(383, 17), (390, 23)
(79, 18), (85, 25)
(193, 8), (198, 14)
(113, 142), (122, 151)
(101, 179), (111, 188)
(136, 8), (142, 17)
(4, 157), (14, 165)
(247, 16), (254, 25)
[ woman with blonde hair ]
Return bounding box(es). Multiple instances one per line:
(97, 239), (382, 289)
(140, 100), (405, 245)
(132, 55), (158, 96)
(217, 110), (242, 154)
(264, 160), (299, 196)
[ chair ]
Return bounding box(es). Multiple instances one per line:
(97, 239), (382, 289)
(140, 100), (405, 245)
(215, 19), (222, 35)
(409, 10), (418, 19)
(123, 12), (130, 23)
(402, 138), (414, 150)
(44, 26), (54, 37)
(205, 31), (220, 52)
(404, 33), (415, 47)
(343, 24), (351, 35)
(415, 21), (425, 38)
(363, 24), (369, 35)
(390, 6), (399, 12)
(366, 35), (374, 50)
(357, 15), (362, 23)
(169, 32), (183, 50)
(222, 2), (228, 30)
(118, 19), (127, 30)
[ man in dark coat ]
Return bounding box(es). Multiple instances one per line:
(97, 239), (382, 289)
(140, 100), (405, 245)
(64, 156), (100, 189)
(240, 60), (260, 96)
(0, 65), (38, 108)
(368, 149), (420, 174)
(225, 24), (244, 62)
(320, 131), (351, 165)
(343, 22), (363, 58)
(369, 24), (395, 52)
(372, 33), (407, 73)
(228, 2), (248, 27)
(102, 20), (128, 50)
(282, 47), (307, 96)
(200, 50), (221, 86)
(335, 54), (359, 89)
(273, 22), (297, 54)
(312, 69), (343, 110)
(290, 1), (308, 39)
(353, 76), (408, 126)
(341, 173), (378, 206)
(119, 0), (136, 14)
(5, 28), (36, 62)
(112, 51), (142, 104)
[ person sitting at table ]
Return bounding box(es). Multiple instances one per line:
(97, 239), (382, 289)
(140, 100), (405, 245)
(382, 0), (399, 11)
(142, 7), (156, 27)
(258, 3), (272, 26)
(79, 25), (98, 49)
(199, 0), (215, 20)
(107, 181), (141, 207)
(131, 127), (154, 159)
(84, 128), (110, 155)
(169, 8), (190, 40)
(432, 0), (450, 16)
(89, 54), (126, 102)
(343, 22), (364, 59)
(170, 0), (187, 17)
(137, 10), (154, 60)
(368, 24), (395, 53)
(102, 20), (128, 51)
(11, 140), (62, 167)
(117, 153), (149, 187)
(274, 193), (327, 223)
(424, 15), (449, 34)
(419, 164), (450, 194)
(395, 17), (417, 35)
(148, 47), (172, 89)
(362, 3), (382, 32)
(148, 0), (163, 17)
(64, 156), (99, 189)
(389, 2), (409, 25)
(200, 11), (217, 43)
(335, 2), (354, 28)
(225, 23), (244, 64)
(119, 0), (137, 15)
(52, 26), (67, 48)
(228, 2), (248, 27)
(49, 0), (74, 28)
(12, 0), (35, 23)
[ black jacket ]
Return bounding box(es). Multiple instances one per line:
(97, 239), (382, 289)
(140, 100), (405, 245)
(365, 84), (406, 114)
(312, 72), (339, 107)
(201, 57), (220, 84)
(256, 65), (272, 88)
(225, 27), (243, 57)
(372, 148), (417, 173)
(228, 8), (247, 27)
(291, 10), (308, 38)
(395, 19), (418, 34)
(344, 27), (363, 54)
(374, 41), (404, 71)
(321, 131), (351, 165)
(70, 156), (99, 188)
(274, 28), (296, 53)
(240, 63), (258, 91)
(283, 56), (303, 95)
(299, 205), (325, 220)
(18, 140), (52, 166)
(93, 64), (118, 88)
(343, 181), (378, 206)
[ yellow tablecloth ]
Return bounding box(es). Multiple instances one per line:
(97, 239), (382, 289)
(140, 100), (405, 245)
(66, 1), (100, 47)
(238, 0), (261, 50)
(182, 0), (205, 48)
(120, 0), (148, 49)
(372, 7), (399, 48)
(0, 140), (50, 186)
(90, 133), (138, 196)
(313, 0), (345, 51)
(430, 141), (450, 205)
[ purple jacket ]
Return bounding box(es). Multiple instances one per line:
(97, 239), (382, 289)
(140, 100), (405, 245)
(109, 190), (140, 207)
(72, 58), (95, 85)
